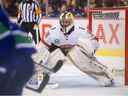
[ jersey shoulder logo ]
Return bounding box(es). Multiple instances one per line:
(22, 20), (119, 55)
(54, 39), (60, 44)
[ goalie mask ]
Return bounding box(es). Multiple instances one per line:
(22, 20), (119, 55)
(59, 11), (74, 34)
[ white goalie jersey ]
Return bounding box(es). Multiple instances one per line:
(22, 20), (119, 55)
(44, 23), (99, 54)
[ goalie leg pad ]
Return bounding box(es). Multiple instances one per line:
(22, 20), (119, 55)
(77, 38), (99, 57)
(68, 46), (114, 86)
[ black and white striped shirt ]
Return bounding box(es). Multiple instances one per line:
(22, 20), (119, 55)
(18, 1), (42, 23)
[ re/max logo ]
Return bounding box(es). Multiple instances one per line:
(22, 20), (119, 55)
(93, 12), (119, 20)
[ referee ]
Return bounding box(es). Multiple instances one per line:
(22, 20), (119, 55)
(17, 0), (42, 44)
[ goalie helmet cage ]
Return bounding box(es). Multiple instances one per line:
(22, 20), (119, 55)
(87, 7), (128, 85)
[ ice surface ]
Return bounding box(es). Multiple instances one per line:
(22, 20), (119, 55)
(23, 56), (126, 96)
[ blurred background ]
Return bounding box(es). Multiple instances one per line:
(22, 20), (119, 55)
(2, 0), (128, 18)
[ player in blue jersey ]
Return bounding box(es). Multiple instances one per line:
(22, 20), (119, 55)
(0, 5), (61, 94)
(0, 5), (36, 95)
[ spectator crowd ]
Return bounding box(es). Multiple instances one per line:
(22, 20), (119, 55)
(2, 0), (128, 18)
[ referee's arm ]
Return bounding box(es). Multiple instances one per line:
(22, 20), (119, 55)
(35, 2), (42, 24)
(17, 3), (22, 24)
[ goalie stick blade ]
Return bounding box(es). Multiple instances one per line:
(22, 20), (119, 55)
(37, 73), (50, 92)
(26, 73), (50, 93)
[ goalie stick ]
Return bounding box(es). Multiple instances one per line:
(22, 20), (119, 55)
(26, 60), (63, 93)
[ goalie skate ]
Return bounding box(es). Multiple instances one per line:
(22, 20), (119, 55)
(101, 79), (115, 87)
